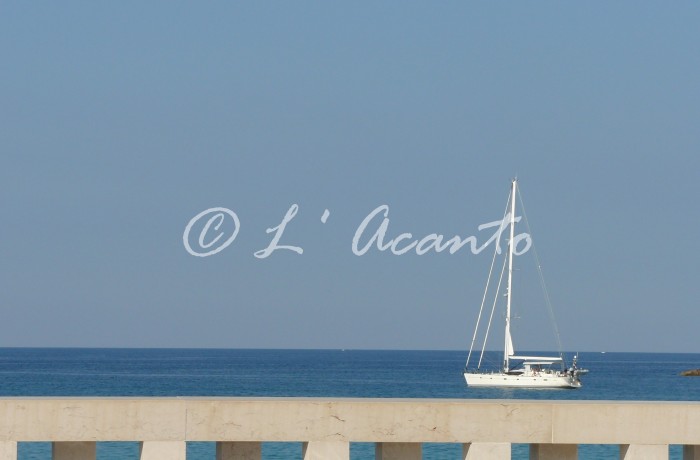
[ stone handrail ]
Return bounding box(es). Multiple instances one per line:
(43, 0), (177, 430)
(0, 397), (698, 459)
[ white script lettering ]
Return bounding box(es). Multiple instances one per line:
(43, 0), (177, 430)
(254, 204), (304, 259)
(351, 205), (528, 256)
(183, 207), (240, 257)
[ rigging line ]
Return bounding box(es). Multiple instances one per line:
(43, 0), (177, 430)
(483, 354), (499, 367)
(479, 352), (500, 370)
(478, 246), (509, 370)
(466, 190), (512, 369)
(517, 186), (566, 362)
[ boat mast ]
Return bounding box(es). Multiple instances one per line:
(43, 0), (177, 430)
(504, 178), (516, 371)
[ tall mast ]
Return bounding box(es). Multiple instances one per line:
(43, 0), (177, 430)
(504, 178), (517, 371)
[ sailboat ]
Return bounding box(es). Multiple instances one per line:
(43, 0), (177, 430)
(463, 178), (583, 389)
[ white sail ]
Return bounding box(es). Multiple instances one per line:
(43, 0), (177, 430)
(505, 332), (514, 358)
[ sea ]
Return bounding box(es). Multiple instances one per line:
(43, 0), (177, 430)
(0, 348), (698, 459)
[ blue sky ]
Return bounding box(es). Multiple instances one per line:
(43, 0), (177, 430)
(1, 2), (698, 352)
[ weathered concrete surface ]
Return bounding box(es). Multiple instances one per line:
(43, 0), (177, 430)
(185, 398), (552, 442)
(0, 398), (698, 447)
(0, 398), (185, 441)
(551, 401), (700, 444)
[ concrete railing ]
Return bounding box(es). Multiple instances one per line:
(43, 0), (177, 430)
(0, 398), (699, 459)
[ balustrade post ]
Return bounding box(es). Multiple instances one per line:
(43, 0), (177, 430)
(375, 442), (422, 460)
(530, 444), (577, 460)
(216, 442), (262, 460)
(139, 441), (186, 460)
(52, 442), (96, 460)
(302, 441), (349, 460)
(684, 446), (700, 460)
(0, 442), (16, 460)
(619, 444), (668, 459)
(462, 442), (510, 459)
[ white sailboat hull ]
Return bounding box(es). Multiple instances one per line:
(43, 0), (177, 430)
(463, 371), (581, 389)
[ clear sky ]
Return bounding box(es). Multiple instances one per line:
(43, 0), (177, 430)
(1, 2), (698, 352)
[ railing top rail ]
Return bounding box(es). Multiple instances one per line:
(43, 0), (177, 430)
(0, 398), (699, 444)
(0, 397), (699, 404)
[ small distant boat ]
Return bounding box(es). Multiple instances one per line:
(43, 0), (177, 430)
(463, 179), (584, 389)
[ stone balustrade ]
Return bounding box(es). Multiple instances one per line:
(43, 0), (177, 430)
(0, 398), (698, 459)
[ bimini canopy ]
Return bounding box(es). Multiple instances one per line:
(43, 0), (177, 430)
(509, 355), (563, 363)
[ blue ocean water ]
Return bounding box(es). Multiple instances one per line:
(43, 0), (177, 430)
(0, 348), (698, 459)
